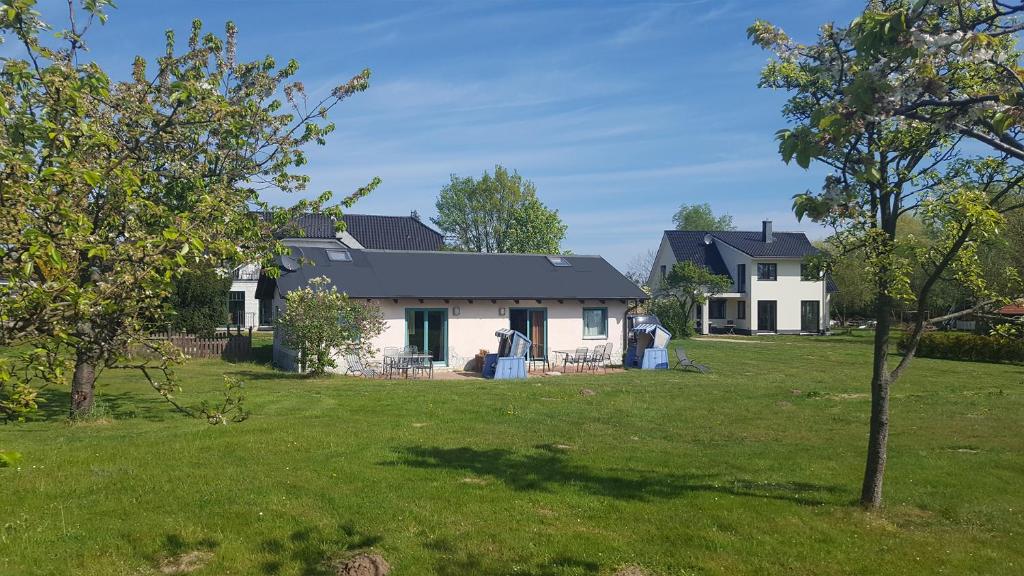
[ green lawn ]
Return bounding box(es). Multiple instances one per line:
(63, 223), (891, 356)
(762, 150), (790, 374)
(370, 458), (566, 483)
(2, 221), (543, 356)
(1, 333), (1022, 575)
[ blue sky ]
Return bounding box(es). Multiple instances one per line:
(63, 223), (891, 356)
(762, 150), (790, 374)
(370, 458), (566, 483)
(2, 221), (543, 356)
(35, 0), (863, 268)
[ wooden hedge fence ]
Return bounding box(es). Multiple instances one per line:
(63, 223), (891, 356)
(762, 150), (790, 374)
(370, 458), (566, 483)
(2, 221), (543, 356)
(148, 326), (253, 361)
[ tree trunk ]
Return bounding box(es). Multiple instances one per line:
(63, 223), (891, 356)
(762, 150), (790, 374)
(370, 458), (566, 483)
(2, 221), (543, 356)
(70, 351), (97, 418)
(860, 294), (893, 509)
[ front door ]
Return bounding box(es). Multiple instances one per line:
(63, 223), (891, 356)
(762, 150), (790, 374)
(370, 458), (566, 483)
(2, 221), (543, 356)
(757, 301), (777, 333)
(228, 291), (245, 327)
(406, 308), (448, 365)
(801, 300), (820, 333)
(510, 308), (546, 359)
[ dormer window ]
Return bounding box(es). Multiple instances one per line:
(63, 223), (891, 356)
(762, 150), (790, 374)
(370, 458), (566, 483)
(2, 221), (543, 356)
(326, 249), (352, 262)
(547, 256), (571, 267)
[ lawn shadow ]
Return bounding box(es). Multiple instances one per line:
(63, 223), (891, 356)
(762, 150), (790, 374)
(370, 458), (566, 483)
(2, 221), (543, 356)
(258, 523), (382, 576)
(225, 369), (303, 382)
(29, 386), (186, 423)
(161, 533), (220, 556)
(385, 445), (843, 506)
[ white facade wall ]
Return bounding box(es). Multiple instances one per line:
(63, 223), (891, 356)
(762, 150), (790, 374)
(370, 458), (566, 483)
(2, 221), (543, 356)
(227, 278), (261, 329)
(747, 258), (828, 333)
(711, 242), (753, 332)
(647, 236), (676, 292)
(272, 297), (632, 373)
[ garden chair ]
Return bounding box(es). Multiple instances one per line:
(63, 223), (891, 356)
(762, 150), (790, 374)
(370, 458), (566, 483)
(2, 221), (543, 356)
(390, 345), (418, 378)
(563, 347), (589, 373)
(382, 347), (400, 378)
(344, 354), (382, 378)
(587, 344), (607, 372)
(673, 348), (710, 374)
(600, 343), (614, 372)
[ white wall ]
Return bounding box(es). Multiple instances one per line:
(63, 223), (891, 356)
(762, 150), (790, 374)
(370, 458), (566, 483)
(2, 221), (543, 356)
(647, 235), (676, 292)
(228, 277), (260, 329)
(748, 259), (827, 333)
(710, 241), (753, 332)
(273, 296), (633, 373)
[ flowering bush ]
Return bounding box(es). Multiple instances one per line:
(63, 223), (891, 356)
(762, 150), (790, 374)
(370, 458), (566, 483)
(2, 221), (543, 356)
(277, 277), (386, 375)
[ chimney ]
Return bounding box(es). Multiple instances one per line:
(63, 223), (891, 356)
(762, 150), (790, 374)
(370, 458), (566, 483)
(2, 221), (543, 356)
(762, 220), (773, 243)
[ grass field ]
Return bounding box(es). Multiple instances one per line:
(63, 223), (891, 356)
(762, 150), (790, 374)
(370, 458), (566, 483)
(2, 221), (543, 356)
(1, 333), (1022, 575)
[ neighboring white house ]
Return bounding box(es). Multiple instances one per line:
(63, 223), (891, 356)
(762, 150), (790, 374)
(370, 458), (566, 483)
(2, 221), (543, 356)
(257, 247), (648, 372)
(648, 221), (833, 335)
(227, 213), (444, 329)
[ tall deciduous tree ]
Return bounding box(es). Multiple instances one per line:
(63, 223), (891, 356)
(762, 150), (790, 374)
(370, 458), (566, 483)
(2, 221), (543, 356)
(0, 2), (378, 421)
(672, 203), (736, 231)
(432, 165), (567, 254)
(750, 1), (1024, 508)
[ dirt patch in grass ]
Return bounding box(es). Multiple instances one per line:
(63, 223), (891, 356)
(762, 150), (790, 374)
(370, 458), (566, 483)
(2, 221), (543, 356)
(580, 388), (596, 396)
(806, 391), (868, 400)
(461, 476), (489, 485)
(332, 553), (391, 576)
(158, 550), (213, 574)
(614, 566), (652, 576)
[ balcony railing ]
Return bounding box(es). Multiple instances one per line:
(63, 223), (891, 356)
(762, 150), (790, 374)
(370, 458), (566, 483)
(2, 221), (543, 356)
(232, 267), (261, 281)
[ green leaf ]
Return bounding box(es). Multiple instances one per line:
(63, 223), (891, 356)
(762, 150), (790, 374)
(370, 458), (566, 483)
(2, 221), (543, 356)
(795, 148), (811, 169)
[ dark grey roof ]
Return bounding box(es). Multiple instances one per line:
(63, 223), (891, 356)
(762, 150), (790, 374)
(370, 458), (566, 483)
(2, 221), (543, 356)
(709, 231), (820, 258)
(254, 211), (443, 250)
(258, 248), (647, 301)
(664, 231), (732, 280)
(340, 214), (443, 251)
(257, 211), (337, 239)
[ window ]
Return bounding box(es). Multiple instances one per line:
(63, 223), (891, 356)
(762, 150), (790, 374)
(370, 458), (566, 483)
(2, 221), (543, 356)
(326, 249), (352, 262)
(709, 299), (726, 319)
(228, 291), (245, 326)
(800, 262), (818, 281)
(757, 263), (777, 281)
(660, 264), (667, 280)
(547, 256), (571, 267)
(737, 300), (746, 320)
(582, 307), (608, 339)
(737, 264), (746, 292)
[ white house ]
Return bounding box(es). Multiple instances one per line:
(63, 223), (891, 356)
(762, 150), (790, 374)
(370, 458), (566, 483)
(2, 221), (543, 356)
(256, 247), (648, 372)
(648, 221), (833, 335)
(227, 213), (444, 329)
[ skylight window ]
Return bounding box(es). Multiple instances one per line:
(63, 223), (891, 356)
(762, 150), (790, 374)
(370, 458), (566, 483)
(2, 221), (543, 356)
(326, 249), (352, 262)
(546, 256), (571, 267)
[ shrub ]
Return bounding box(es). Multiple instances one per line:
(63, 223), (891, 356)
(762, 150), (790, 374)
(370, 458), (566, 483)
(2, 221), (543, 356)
(168, 266), (232, 337)
(900, 331), (1024, 364)
(277, 276), (386, 375)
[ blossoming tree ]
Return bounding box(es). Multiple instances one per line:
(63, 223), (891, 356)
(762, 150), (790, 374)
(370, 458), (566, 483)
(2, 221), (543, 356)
(749, 0), (1024, 508)
(0, 2), (378, 420)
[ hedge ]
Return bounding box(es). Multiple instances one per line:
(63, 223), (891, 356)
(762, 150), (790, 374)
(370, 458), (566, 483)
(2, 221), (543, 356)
(899, 331), (1024, 364)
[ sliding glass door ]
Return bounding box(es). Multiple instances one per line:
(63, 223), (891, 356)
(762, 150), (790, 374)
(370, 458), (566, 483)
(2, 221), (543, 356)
(509, 308), (547, 360)
(406, 308), (448, 365)
(801, 300), (820, 333)
(757, 300), (777, 333)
